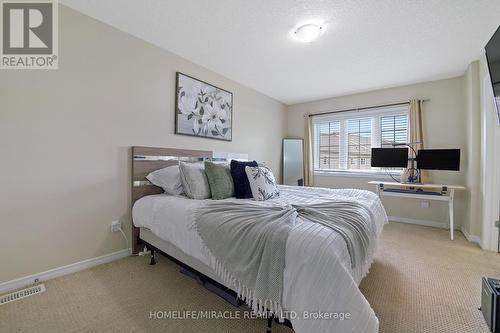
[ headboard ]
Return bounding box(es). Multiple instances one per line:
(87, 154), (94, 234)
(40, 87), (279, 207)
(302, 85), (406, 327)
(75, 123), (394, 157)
(131, 146), (213, 253)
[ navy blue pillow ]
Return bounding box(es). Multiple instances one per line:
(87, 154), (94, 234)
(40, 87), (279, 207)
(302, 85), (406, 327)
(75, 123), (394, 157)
(230, 160), (258, 199)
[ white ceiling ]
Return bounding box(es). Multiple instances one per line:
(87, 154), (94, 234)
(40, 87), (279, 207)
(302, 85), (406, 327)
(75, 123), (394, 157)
(61, 0), (500, 105)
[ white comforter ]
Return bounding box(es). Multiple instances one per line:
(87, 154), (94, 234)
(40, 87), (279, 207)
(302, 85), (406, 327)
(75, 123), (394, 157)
(133, 185), (387, 333)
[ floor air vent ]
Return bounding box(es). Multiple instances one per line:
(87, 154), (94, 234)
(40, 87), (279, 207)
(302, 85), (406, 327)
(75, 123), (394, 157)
(0, 284), (46, 305)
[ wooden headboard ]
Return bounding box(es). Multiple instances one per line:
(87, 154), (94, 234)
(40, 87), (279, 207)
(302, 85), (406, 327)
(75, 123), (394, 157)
(131, 146), (213, 253)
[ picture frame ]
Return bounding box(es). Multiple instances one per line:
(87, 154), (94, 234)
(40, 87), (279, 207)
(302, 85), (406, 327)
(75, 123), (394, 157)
(175, 72), (233, 141)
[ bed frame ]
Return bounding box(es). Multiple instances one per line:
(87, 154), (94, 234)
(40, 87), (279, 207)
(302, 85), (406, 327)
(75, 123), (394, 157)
(131, 146), (213, 253)
(131, 146), (292, 332)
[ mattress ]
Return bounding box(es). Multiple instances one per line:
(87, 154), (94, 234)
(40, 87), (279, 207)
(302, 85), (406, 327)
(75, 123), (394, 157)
(133, 185), (388, 333)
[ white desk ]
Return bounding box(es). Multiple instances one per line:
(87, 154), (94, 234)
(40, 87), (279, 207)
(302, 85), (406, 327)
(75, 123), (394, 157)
(368, 181), (466, 240)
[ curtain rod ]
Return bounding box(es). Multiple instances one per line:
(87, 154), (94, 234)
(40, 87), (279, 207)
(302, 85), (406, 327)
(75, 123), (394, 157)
(307, 99), (430, 118)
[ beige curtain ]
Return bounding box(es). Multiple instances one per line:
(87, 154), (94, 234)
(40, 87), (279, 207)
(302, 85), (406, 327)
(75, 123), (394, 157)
(401, 99), (432, 183)
(304, 113), (314, 186)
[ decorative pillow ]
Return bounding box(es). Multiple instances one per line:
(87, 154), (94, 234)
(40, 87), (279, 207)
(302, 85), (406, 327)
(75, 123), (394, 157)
(146, 165), (184, 195)
(230, 160), (258, 199)
(205, 161), (234, 200)
(179, 162), (211, 199)
(245, 166), (280, 201)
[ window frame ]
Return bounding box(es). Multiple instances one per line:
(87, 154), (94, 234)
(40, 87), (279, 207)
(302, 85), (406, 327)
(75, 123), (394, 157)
(312, 105), (409, 177)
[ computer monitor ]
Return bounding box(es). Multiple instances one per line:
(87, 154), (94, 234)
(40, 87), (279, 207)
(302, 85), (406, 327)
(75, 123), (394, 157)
(371, 148), (409, 168)
(416, 149), (460, 171)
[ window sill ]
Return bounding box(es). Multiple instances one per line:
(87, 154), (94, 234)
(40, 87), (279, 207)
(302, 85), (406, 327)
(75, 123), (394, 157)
(314, 170), (402, 179)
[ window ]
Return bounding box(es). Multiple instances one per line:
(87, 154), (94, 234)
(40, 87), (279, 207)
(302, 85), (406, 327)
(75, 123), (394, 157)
(318, 121), (340, 169)
(313, 105), (409, 173)
(381, 114), (408, 147)
(347, 118), (371, 169)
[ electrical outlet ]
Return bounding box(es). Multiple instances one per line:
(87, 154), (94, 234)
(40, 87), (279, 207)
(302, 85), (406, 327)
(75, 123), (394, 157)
(111, 220), (122, 233)
(420, 201), (430, 208)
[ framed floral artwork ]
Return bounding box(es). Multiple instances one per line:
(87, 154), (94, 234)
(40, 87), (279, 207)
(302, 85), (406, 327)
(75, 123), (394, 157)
(175, 72), (233, 141)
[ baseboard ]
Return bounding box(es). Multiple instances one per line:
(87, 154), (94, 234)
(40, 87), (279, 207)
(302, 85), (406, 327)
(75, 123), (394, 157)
(460, 227), (482, 246)
(388, 216), (455, 229)
(388, 216), (482, 245)
(0, 249), (130, 294)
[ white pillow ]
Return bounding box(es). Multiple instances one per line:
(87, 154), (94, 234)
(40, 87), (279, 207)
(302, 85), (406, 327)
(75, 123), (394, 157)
(146, 165), (184, 196)
(245, 166), (280, 201)
(179, 162), (211, 200)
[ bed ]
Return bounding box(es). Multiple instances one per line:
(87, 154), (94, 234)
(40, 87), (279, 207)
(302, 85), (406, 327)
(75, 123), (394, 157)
(131, 146), (388, 333)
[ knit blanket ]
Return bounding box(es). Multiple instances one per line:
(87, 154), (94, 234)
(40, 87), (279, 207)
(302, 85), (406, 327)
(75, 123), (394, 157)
(192, 199), (374, 320)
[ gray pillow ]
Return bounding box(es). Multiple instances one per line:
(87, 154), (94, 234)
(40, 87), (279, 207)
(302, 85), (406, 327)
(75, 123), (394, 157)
(179, 162), (211, 199)
(205, 161), (234, 200)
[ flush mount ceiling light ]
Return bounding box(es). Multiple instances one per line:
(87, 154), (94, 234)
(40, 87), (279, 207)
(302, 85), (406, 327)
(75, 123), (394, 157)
(292, 23), (325, 43)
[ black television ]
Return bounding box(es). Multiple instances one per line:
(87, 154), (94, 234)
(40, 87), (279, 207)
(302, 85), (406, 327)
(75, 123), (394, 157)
(485, 26), (500, 124)
(371, 148), (408, 168)
(416, 149), (460, 171)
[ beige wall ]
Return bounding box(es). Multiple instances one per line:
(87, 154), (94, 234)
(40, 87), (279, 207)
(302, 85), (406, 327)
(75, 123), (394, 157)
(0, 6), (286, 283)
(286, 77), (470, 230)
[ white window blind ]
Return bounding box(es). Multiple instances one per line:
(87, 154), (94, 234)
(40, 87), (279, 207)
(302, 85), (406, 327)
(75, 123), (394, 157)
(313, 105), (409, 173)
(381, 114), (408, 147)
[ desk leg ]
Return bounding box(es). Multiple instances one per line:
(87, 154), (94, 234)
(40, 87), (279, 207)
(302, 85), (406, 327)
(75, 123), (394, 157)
(449, 189), (455, 240)
(375, 185), (380, 197)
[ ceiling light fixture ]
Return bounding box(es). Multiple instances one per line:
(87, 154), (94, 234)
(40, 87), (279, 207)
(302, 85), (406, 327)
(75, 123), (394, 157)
(292, 23), (324, 43)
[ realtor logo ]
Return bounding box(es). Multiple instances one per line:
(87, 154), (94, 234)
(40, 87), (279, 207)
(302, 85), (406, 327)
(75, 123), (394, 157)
(1, 0), (58, 69)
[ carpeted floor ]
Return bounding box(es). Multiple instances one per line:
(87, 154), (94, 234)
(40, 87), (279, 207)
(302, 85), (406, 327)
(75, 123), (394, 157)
(1, 222), (499, 333)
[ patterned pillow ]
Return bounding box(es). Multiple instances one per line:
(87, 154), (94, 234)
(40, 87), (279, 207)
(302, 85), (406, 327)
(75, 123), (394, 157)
(244, 166), (280, 201)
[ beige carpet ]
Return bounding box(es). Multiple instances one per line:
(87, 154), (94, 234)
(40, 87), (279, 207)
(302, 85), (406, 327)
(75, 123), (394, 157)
(1, 222), (499, 333)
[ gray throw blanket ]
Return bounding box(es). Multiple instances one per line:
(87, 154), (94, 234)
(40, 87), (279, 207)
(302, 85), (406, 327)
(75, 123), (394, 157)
(295, 201), (372, 269)
(192, 200), (372, 319)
